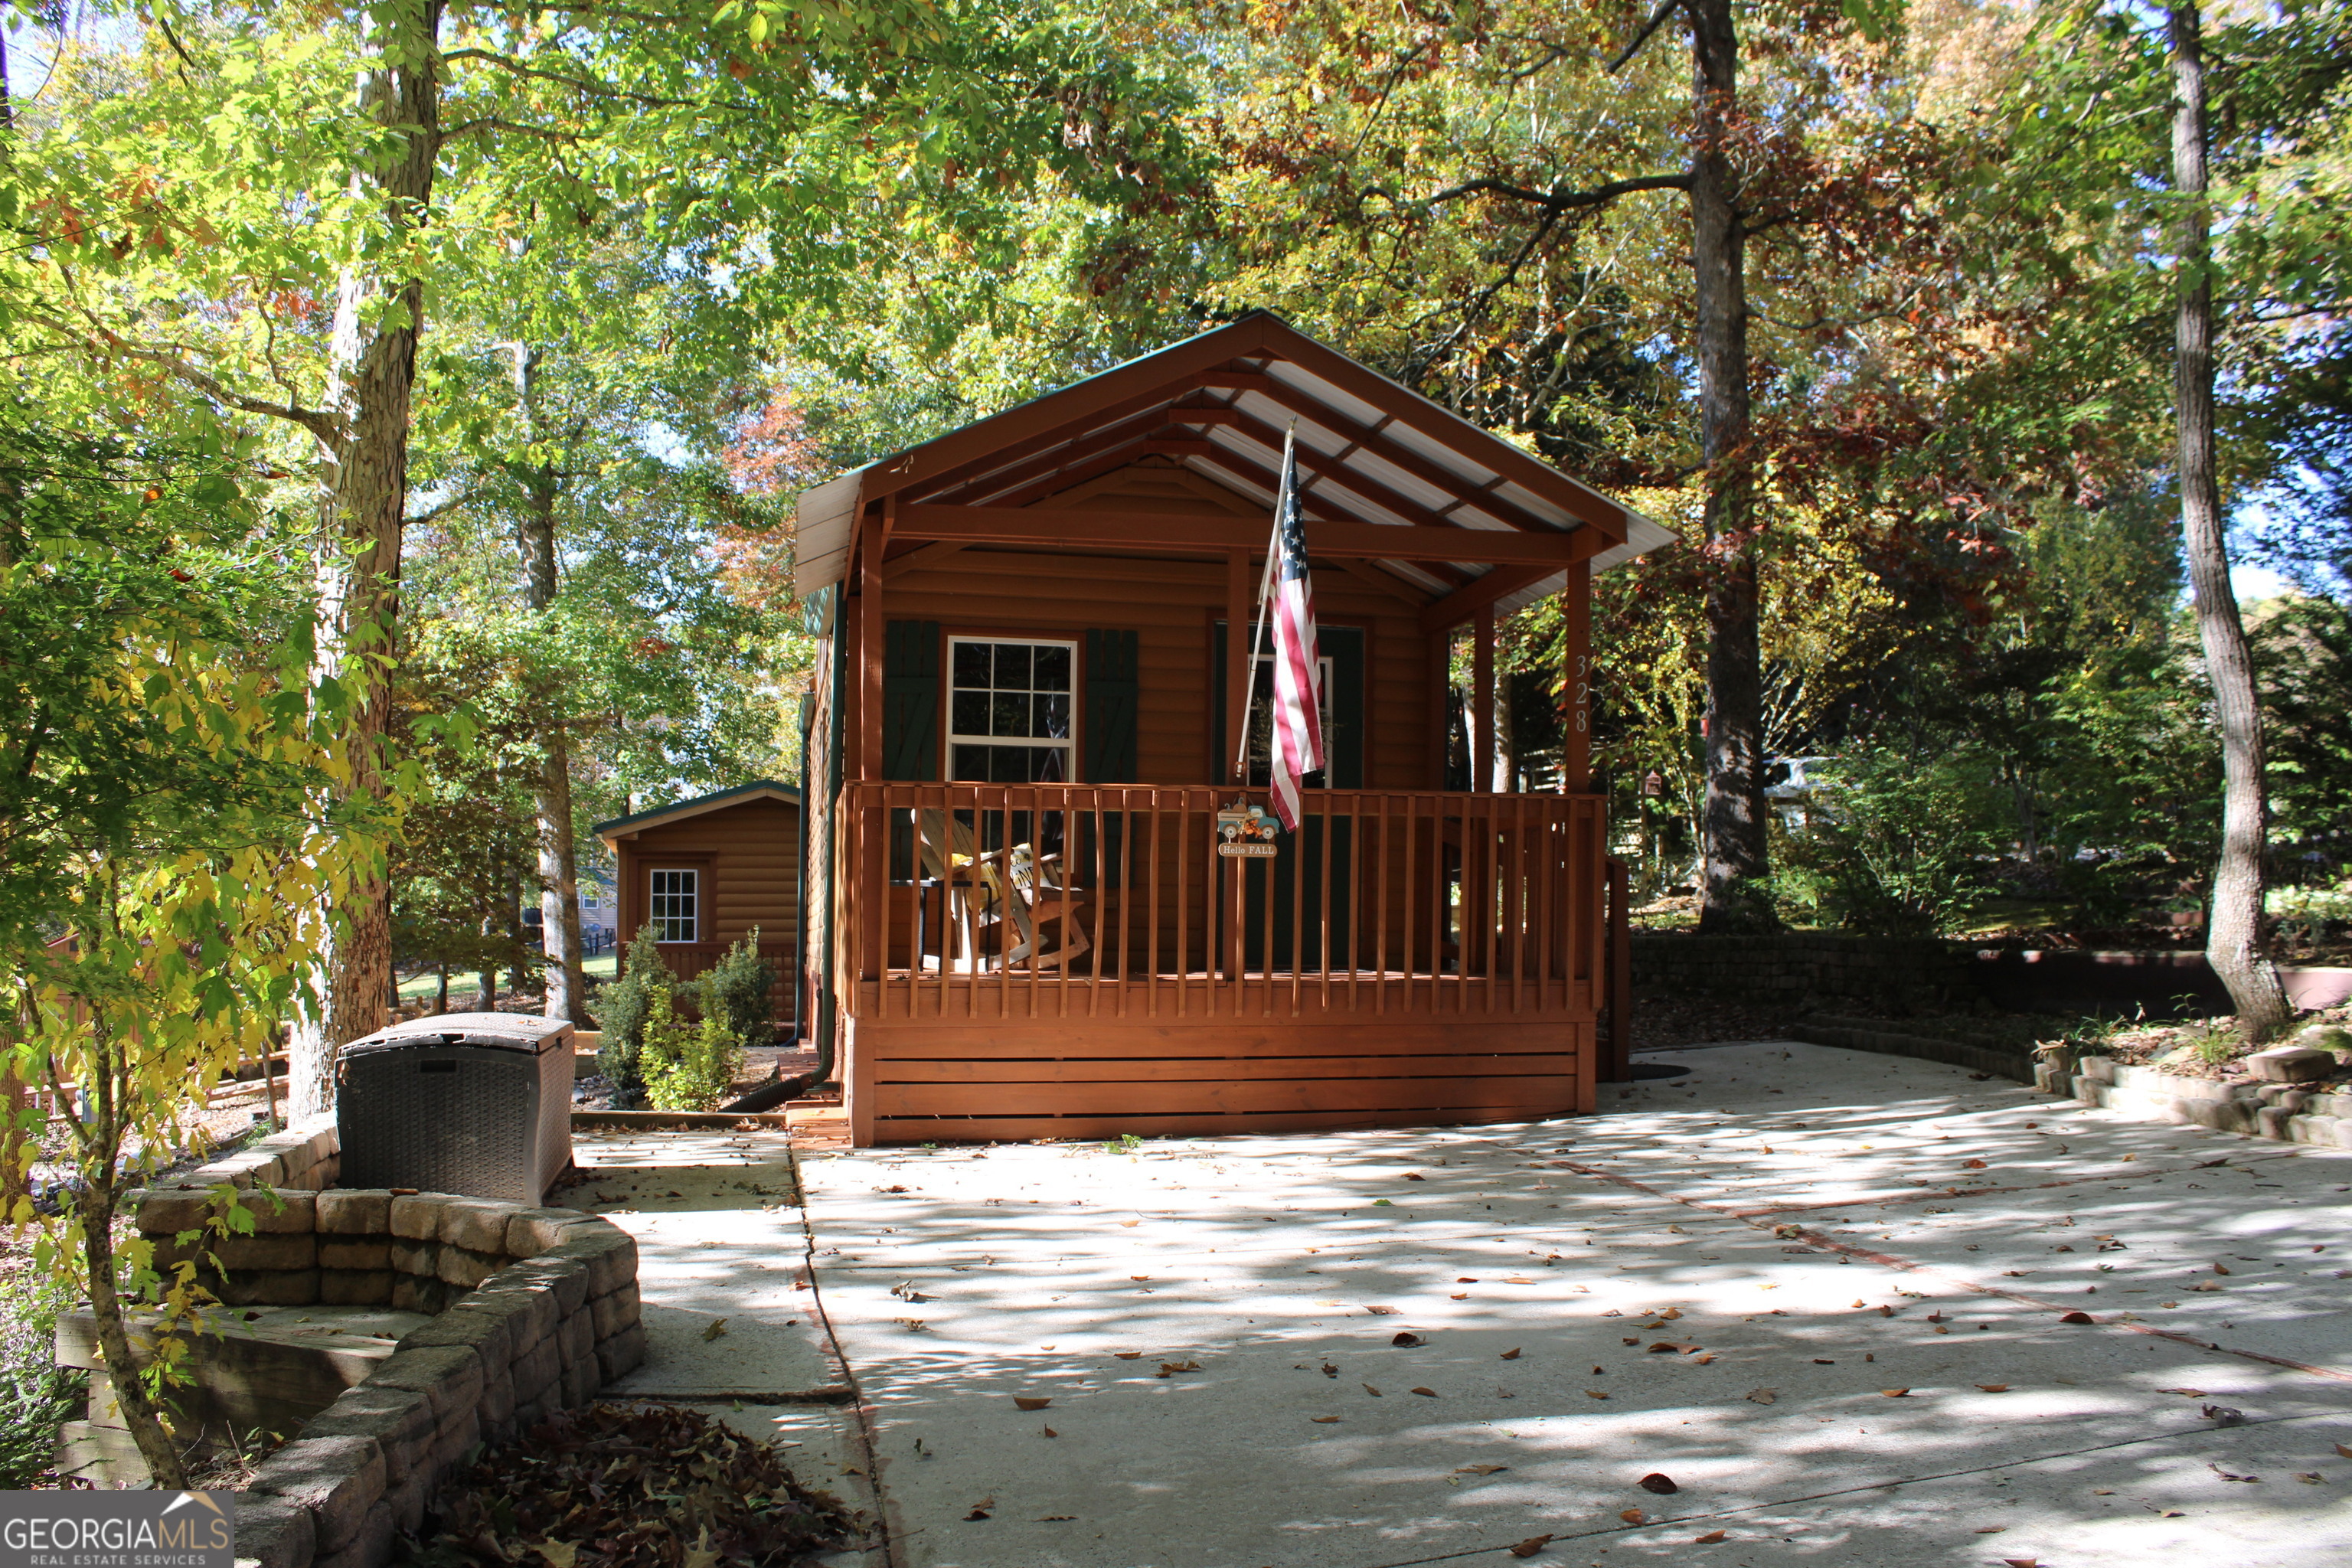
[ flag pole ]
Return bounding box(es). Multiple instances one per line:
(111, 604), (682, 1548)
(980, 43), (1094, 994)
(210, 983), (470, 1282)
(1236, 422), (1295, 782)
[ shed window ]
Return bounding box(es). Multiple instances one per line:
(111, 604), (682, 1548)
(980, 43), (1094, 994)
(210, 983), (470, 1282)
(946, 637), (1075, 782)
(649, 868), (699, 942)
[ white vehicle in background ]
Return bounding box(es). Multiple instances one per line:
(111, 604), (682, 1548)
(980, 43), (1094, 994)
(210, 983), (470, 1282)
(1763, 756), (1840, 828)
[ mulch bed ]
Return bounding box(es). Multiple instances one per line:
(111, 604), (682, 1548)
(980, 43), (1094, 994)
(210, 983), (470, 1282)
(397, 1403), (867, 1567)
(1626, 993), (1806, 1052)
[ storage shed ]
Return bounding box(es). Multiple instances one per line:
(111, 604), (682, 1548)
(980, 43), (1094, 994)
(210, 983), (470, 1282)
(593, 781), (802, 1034)
(793, 312), (1673, 1144)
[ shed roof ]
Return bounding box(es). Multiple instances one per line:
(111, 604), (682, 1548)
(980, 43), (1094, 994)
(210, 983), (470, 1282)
(591, 779), (800, 844)
(793, 312), (1675, 626)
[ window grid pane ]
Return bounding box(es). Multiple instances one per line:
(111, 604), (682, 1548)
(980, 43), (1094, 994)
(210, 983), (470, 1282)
(946, 637), (1076, 782)
(649, 869), (698, 942)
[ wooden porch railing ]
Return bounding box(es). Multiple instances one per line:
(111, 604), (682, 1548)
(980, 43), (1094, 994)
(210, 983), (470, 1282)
(835, 782), (1604, 1022)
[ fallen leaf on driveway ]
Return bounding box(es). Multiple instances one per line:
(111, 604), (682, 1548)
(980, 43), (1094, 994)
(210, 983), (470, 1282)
(2059, 1312), (2094, 1324)
(1586, 1390), (1610, 1399)
(1457, 1463), (1509, 1475)
(1119, 1220), (1139, 1228)
(2295, 1472), (2324, 1484)
(965, 1496), (995, 1521)
(1392, 1331), (1425, 1348)
(1113, 1351), (1143, 1360)
(1501, 1348), (1522, 1361)
(1365, 1305), (1399, 1315)
(2002, 1559), (2040, 1567)
(1694, 1353), (1717, 1364)
(1619, 1508), (1645, 1524)
(1014, 1397), (1052, 1411)
(1504, 1277), (1536, 1285)
(1449, 1292), (1469, 1300)
(1659, 1308), (1682, 1319)
(1310, 1416), (1340, 1423)
(1963, 1158), (1988, 1169)
(701, 1319), (729, 1342)
(1036, 1514), (1075, 1521)
(1648, 1341), (1699, 1354)
(1975, 1525), (2004, 1533)
(1976, 1383), (2011, 1393)
(2213, 1263), (2231, 1275)
(1458, 1277), (1480, 1283)
(2157, 1388), (2206, 1396)
(2209, 1462), (2259, 1482)
(1745, 1388), (1777, 1404)
(1638, 1473), (1678, 1494)
(1130, 1276), (1152, 1282)
(1155, 1361), (1199, 1378)
(1410, 1387), (1438, 1397)
(1364, 1384), (1381, 1396)
(1041, 1426), (1057, 1437)
(1508, 1536), (1553, 1558)
(1881, 1388), (1910, 1397)
(2336, 1443), (2352, 1459)
(1403, 1172), (1426, 1181)
(1694, 1530), (1726, 1543)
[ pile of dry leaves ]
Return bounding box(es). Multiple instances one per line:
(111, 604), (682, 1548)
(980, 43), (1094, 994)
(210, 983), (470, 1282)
(394, 1403), (866, 1566)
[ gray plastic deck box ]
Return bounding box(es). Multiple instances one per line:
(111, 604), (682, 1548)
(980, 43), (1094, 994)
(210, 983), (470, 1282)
(336, 1013), (574, 1204)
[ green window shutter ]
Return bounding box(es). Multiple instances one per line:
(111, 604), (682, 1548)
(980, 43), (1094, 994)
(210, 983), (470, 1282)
(880, 621), (941, 781)
(1083, 629), (1140, 783)
(1320, 626), (1365, 789)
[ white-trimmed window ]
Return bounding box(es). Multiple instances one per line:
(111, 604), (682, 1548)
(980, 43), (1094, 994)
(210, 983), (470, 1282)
(649, 868), (699, 942)
(947, 637), (1076, 782)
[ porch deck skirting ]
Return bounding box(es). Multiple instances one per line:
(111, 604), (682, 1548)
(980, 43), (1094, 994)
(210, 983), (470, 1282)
(833, 782), (1604, 1144)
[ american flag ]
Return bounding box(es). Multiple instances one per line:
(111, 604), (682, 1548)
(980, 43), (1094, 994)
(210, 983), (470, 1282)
(1263, 428), (1324, 830)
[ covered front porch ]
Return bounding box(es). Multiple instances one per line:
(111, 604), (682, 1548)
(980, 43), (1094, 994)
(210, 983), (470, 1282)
(794, 312), (1670, 1145)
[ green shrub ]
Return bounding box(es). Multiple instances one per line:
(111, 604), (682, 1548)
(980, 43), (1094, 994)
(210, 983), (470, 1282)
(640, 985), (743, 1112)
(694, 928), (777, 1050)
(1769, 748), (2008, 938)
(592, 926), (673, 1109)
(0, 1259), (87, 1488)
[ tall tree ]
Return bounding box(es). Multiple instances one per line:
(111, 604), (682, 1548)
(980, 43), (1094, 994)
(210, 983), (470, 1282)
(2169, 2), (2290, 1036)
(289, 0), (445, 1109)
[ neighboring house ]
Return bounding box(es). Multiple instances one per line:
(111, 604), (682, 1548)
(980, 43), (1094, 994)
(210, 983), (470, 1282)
(592, 782), (802, 1033)
(792, 312), (1672, 1145)
(521, 868), (619, 954)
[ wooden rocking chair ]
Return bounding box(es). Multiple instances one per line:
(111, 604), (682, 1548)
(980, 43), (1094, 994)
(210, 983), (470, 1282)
(913, 809), (1091, 973)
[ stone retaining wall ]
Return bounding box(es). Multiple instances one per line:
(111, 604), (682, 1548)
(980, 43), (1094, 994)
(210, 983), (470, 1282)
(1631, 933), (1974, 1014)
(96, 1122), (644, 1568)
(1786, 1016), (2040, 1084)
(2037, 1052), (2352, 1149)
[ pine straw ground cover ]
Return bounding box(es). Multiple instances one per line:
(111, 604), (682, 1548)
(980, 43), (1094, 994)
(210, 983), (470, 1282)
(395, 1403), (869, 1566)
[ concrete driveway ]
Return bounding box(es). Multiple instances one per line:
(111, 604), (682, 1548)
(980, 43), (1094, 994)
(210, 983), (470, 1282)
(777, 1040), (2352, 1567)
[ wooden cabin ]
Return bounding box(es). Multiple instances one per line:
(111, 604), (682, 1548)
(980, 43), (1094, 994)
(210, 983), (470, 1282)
(593, 781), (802, 1034)
(793, 312), (1671, 1145)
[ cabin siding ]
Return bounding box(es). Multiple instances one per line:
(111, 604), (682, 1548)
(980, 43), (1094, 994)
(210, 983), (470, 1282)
(611, 796), (801, 1027)
(881, 547), (1438, 789)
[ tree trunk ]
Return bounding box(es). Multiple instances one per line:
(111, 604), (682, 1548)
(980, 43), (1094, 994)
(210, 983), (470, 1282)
(286, 0), (444, 1116)
(2171, 4), (2291, 1039)
(434, 964), (449, 1014)
(74, 1019), (188, 1488)
(511, 346), (588, 1025)
(1687, 0), (1769, 930)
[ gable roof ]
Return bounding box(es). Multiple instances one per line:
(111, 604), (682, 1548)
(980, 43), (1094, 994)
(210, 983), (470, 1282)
(591, 780), (800, 842)
(794, 311), (1675, 623)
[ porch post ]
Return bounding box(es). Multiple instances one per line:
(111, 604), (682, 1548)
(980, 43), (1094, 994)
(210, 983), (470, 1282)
(1223, 550), (1251, 783)
(1563, 558), (1592, 791)
(1472, 604), (1495, 793)
(857, 507), (886, 784)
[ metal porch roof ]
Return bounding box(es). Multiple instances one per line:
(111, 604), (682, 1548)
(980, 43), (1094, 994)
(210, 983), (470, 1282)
(792, 312), (1675, 619)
